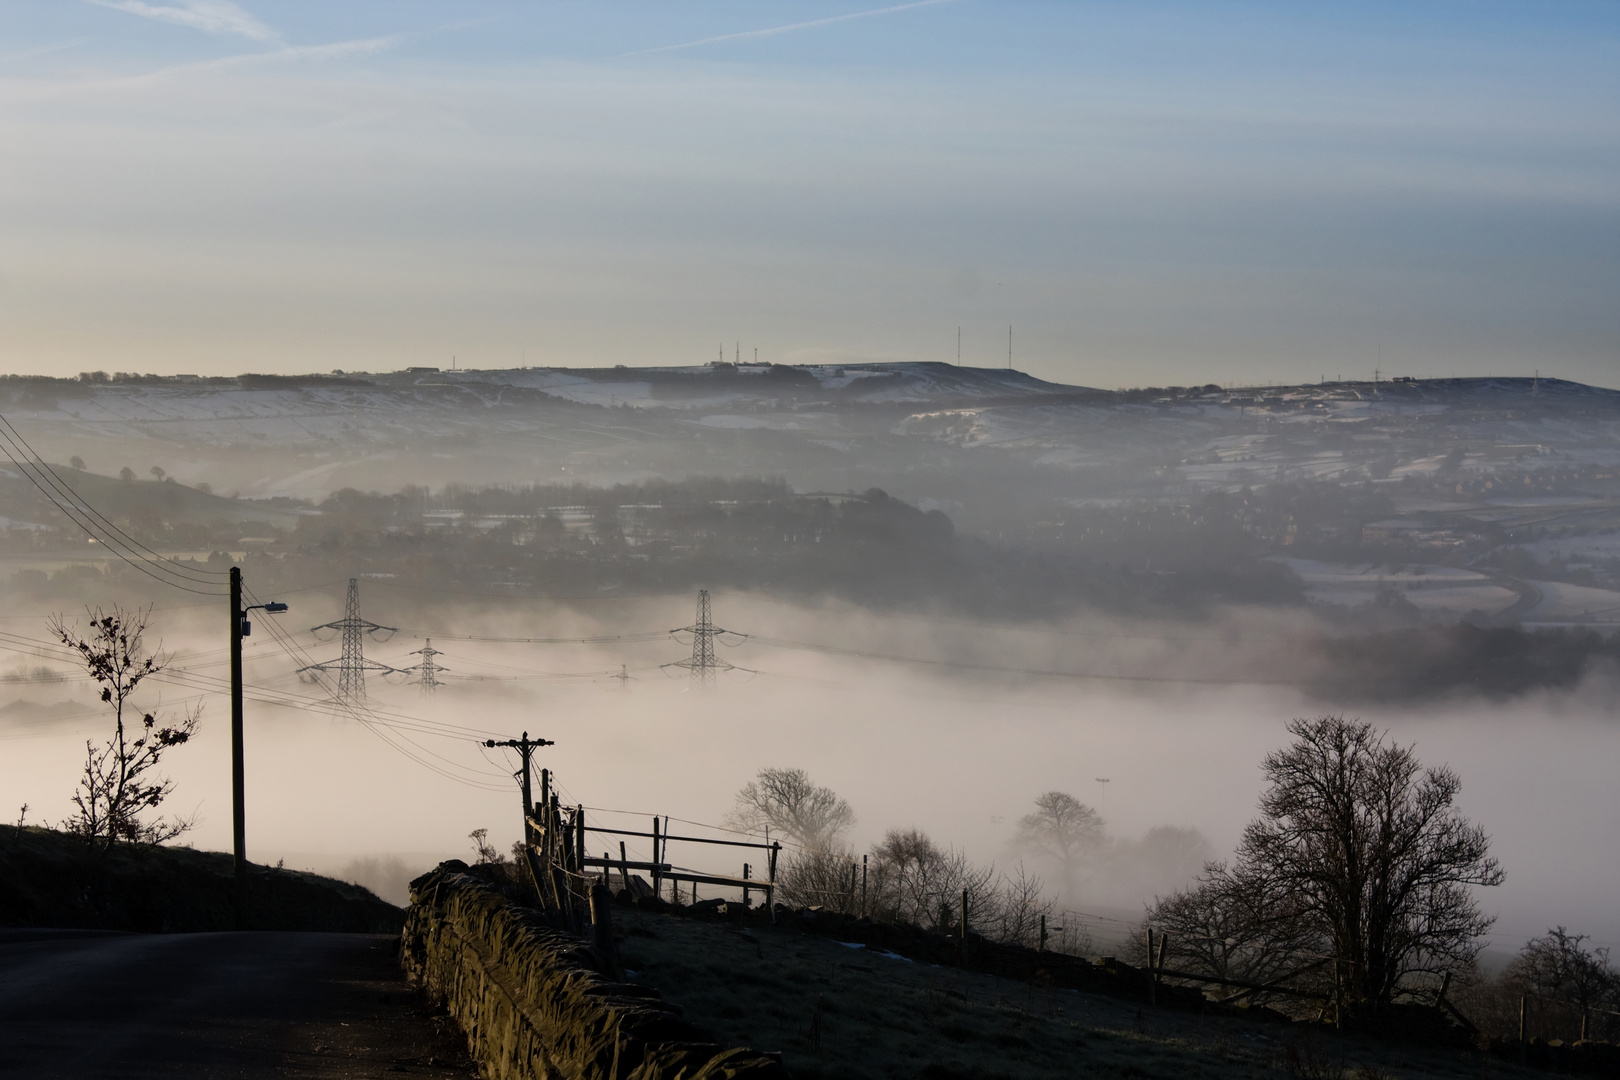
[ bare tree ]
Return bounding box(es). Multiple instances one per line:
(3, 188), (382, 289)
(1010, 791), (1105, 900)
(776, 846), (861, 911)
(866, 827), (997, 934)
(1506, 927), (1617, 1015)
(1231, 715), (1502, 1023)
(467, 828), (506, 865)
(725, 767), (854, 849)
(50, 607), (199, 852)
(1146, 861), (1320, 1003)
(994, 863), (1055, 948)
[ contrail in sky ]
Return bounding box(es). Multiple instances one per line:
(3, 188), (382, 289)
(616, 0), (963, 59)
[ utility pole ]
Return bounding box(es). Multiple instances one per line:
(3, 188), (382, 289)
(410, 638), (445, 691)
(1094, 777), (1110, 819)
(1008, 324), (1013, 370)
(484, 731), (555, 832)
(668, 589), (735, 686)
(229, 566), (287, 930)
(300, 578), (400, 703)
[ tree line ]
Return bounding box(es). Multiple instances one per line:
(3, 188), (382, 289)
(730, 717), (1610, 1035)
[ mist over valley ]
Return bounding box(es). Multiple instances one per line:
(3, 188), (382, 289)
(3, 365), (1617, 956)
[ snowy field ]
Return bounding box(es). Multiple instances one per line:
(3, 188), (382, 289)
(1522, 580), (1620, 626)
(1272, 557), (1519, 617)
(1518, 532), (1620, 564)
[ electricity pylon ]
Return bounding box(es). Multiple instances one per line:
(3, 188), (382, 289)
(611, 663), (633, 691)
(299, 577), (399, 703)
(411, 638), (446, 692)
(666, 589), (735, 687)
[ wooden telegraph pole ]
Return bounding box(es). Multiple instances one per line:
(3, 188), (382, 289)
(483, 732), (555, 839)
(229, 566), (288, 931)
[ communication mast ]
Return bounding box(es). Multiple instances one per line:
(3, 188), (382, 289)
(299, 578), (400, 703)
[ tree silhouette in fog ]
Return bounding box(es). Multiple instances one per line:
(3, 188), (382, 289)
(726, 767), (854, 849)
(1011, 791), (1105, 901)
(49, 606), (198, 852)
(1150, 715), (1501, 1025)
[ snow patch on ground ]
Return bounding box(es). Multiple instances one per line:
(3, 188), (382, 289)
(1523, 580), (1620, 624)
(1271, 557), (1519, 617)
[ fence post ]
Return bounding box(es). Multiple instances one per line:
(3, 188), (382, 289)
(767, 841), (780, 923)
(575, 805), (586, 890)
(1148, 928), (1156, 1005)
(848, 862), (857, 913)
(619, 841), (631, 895)
(651, 817), (662, 900)
(550, 793), (560, 864)
(861, 853), (868, 916)
(548, 794), (570, 930)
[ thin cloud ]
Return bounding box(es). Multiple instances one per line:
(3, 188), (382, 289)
(616, 0), (963, 59)
(0, 39), (88, 64)
(86, 0), (278, 43)
(141, 33), (405, 78)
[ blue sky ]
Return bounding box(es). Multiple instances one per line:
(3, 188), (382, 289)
(1, 1), (1616, 387)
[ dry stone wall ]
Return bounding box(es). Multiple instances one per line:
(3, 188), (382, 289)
(402, 861), (786, 1080)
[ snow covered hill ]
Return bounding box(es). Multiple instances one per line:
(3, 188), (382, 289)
(1, 366), (1616, 519)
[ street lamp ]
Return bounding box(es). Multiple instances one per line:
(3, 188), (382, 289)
(229, 566), (288, 929)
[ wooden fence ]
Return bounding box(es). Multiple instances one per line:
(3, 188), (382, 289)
(516, 770), (782, 932)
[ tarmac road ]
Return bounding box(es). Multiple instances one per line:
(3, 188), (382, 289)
(0, 929), (476, 1078)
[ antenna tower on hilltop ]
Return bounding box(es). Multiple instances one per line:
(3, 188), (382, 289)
(299, 577), (400, 703)
(411, 638), (446, 692)
(667, 589), (736, 687)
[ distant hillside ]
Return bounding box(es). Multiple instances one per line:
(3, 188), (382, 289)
(1, 367), (1616, 636)
(1, 368), (1615, 512)
(0, 464), (305, 531)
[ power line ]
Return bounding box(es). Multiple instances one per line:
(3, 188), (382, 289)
(0, 591), (516, 793)
(387, 629), (668, 645)
(0, 411), (228, 594)
(746, 634), (1298, 687)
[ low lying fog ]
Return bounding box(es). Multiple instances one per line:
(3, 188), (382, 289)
(3, 590), (1616, 955)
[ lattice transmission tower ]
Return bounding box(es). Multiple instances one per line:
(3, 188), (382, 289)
(410, 638), (446, 692)
(299, 578), (400, 703)
(665, 589), (736, 687)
